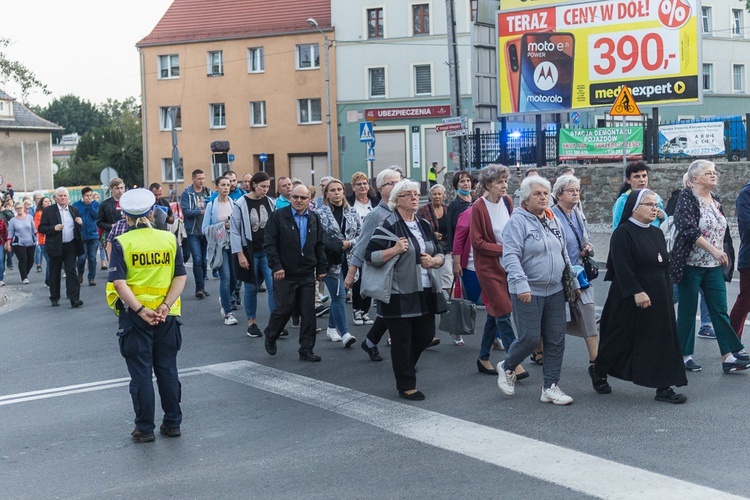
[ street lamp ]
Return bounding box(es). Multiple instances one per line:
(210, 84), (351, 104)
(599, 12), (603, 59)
(307, 17), (333, 177)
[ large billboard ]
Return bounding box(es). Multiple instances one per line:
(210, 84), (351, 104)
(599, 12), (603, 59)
(497, 0), (701, 115)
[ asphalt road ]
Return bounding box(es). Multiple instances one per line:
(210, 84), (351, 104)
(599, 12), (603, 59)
(1, 267), (748, 499)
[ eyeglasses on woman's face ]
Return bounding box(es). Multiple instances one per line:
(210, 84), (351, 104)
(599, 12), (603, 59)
(639, 202), (659, 210)
(398, 192), (419, 199)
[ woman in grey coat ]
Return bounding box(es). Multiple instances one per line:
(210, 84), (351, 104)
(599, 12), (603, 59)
(499, 175), (580, 405)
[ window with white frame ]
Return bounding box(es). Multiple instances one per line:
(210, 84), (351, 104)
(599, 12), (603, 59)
(250, 101), (266, 126)
(210, 103), (226, 128)
(159, 106), (182, 131)
(248, 47), (265, 73)
(369, 67), (386, 98)
(207, 51), (223, 76)
(368, 8), (384, 39)
(413, 4), (430, 35)
(733, 9), (743, 37)
(702, 63), (713, 92)
(161, 158), (184, 182)
(297, 44), (320, 69)
(701, 6), (711, 33)
(733, 64), (745, 92)
(298, 98), (322, 124)
(158, 54), (179, 79)
(414, 64), (432, 95)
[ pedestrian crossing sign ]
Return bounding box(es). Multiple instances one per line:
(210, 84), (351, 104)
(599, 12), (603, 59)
(359, 122), (374, 143)
(609, 86), (641, 117)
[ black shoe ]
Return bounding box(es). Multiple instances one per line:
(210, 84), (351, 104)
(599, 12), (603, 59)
(71, 299), (84, 308)
(588, 364), (612, 394)
(195, 290), (206, 299)
(654, 388), (687, 404)
(477, 359), (499, 375)
(428, 337), (440, 348)
(264, 329), (277, 356)
(361, 340), (383, 362)
(299, 351), (321, 362)
(131, 428), (155, 442)
(246, 324), (263, 338)
(722, 359), (750, 373)
(203, 289), (210, 297)
(733, 349), (750, 362)
(159, 424), (181, 437)
(259, 285), (267, 293)
(279, 329), (289, 338)
(398, 390), (425, 401)
(315, 305), (330, 317)
(50, 300), (59, 307)
(291, 318), (300, 328)
(88, 279), (96, 286)
(77, 272), (83, 284)
(515, 370), (530, 381)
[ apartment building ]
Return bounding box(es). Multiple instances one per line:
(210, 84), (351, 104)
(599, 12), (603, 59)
(137, 0), (338, 190)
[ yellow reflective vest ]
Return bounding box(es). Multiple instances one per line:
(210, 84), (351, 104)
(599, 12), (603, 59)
(106, 227), (181, 316)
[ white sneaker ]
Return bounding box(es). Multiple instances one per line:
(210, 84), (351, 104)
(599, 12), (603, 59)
(496, 361), (516, 396)
(326, 327), (342, 342)
(22, 278), (30, 284)
(224, 313), (238, 325)
(361, 313), (374, 325)
(540, 384), (573, 405)
(219, 299), (225, 317)
(341, 332), (356, 348)
(0, 281), (4, 286)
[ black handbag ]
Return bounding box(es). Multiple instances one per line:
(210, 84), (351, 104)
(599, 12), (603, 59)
(559, 207), (598, 281)
(438, 279), (476, 336)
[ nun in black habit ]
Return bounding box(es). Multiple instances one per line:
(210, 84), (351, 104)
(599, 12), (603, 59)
(593, 189), (688, 404)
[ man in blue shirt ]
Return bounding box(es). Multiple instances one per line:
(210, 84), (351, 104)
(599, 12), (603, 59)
(263, 185), (327, 361)
(73, 187), (100, 286)
(274, 176), (293, 209)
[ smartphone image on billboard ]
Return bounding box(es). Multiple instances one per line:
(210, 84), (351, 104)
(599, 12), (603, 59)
(505, 37), (522, 113)
(518, 32), (575, 113)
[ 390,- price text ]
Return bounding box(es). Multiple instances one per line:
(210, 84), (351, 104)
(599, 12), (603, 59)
(588, 29), (680, 81)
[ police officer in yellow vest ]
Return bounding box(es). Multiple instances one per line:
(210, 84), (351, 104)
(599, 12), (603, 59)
(108, 188), (187, 443)
(428, 161), (445, 188)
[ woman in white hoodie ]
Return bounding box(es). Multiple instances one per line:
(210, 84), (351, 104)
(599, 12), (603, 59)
(498, 175), (580, 405)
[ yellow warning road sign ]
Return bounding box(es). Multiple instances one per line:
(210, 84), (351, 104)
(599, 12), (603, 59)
(609, 86), (641, 116)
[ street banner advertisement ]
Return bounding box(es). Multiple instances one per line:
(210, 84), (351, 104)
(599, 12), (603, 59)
(559, 127), (644, 160)
(658, 122), (725, 158)
(497, 0), (701, 115)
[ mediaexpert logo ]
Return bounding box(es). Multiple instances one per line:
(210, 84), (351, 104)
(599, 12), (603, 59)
(534, 61), (558, 91)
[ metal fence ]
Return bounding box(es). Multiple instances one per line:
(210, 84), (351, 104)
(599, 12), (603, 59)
(466, 116), (749, 169)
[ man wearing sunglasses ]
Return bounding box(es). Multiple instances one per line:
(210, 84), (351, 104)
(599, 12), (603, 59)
(263, 185), (327, 361)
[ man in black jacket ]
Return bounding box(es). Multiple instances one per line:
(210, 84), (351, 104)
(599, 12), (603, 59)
(39, 187), (85, 307)
(97, 177), (126, 238)
(264, 185), (327, 361)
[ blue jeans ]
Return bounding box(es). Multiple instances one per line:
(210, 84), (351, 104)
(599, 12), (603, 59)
(186, 234), (207, 293)
(461, 269), (483, 305)
(34, 244), (43, 266)
(39, 244), (50, 282)
(479, 313), (516, 361)
(218, 247), (237, 315)
(244, 251), (274, 320)
(324, 274), (349, 335)
(77, 239), (99, 280)
(0, 244), (5, 281)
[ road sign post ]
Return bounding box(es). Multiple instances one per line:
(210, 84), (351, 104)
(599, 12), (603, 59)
(259, 153), (267, 172)
(609, 86), (642, 170)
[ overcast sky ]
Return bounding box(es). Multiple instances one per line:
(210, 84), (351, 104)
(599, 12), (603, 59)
(4, 0), (174, 107)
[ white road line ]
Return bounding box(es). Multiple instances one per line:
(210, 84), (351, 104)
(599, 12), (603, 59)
(0, 368), (203, 406)
(1, 361), (743, 499)
(202, 360), (742, 500)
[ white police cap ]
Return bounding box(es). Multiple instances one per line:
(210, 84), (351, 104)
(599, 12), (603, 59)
(120, 188), (156, 217)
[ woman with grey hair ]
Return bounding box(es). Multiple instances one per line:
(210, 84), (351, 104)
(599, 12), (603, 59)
(552, 174), (609, 393)
(499, 175), (580, 404)
(364, 179), (447, 400)
(671, 160), (749, 373)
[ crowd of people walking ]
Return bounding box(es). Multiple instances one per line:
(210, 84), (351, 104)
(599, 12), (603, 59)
(5, 158), (750, 442)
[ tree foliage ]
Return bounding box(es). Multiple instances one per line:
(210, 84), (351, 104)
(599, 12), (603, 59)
(36, 94), (108, 143)
(54, 98), (143, 188)
(0, 38), (49, 101)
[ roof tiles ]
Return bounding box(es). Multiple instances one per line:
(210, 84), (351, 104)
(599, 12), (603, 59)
(137, 0), (331, 47)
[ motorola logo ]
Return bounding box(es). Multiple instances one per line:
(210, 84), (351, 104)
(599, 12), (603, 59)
(534, 61), (558, 91)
